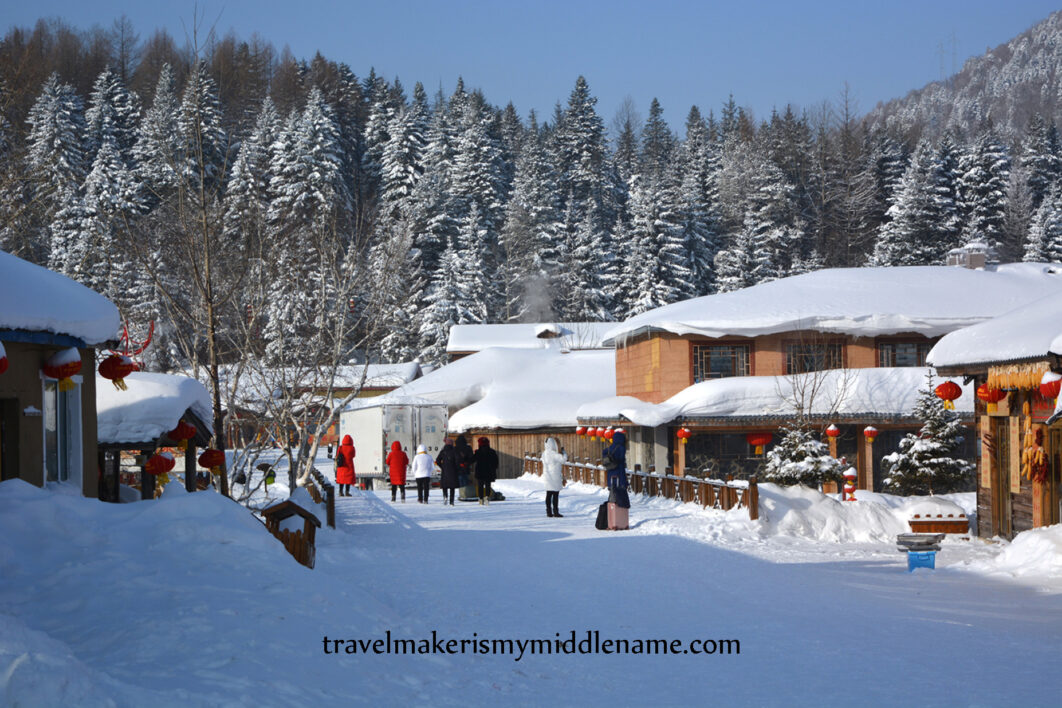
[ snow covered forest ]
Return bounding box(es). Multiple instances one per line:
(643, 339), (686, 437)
(3, 16), (1062, 370)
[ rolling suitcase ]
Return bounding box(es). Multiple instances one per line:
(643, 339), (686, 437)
(607, 485), (630, 531)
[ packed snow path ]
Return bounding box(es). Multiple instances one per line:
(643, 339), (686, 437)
(3, 476), (1062, 707)
(317, 478), (1062, 707)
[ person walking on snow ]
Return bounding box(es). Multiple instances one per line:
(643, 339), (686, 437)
(541, 437), (567, 517)
(436, 437), (460, 506)
(412, 444), (434, 503)
(455, 434), (475, 489)
(473, 437), (499, 504)
(335, 434), (356, 496)
(386, 440), (409, 502)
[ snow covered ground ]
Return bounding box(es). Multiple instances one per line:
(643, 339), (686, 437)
(3, 470), (1062, 707)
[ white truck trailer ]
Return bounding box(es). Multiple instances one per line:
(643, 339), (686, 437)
(338, 400), (448, 489)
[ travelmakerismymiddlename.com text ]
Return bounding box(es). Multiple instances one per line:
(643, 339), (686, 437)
(322, 631), (739, 662)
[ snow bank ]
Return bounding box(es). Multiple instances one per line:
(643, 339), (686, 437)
(0, 249), (120, 345)
(983, 525), (1062, 581)
(96, 372), (212, 444)
(579, 367), (970, 426)
(603, 263), (1062, 344)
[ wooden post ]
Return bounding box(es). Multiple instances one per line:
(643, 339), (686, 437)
(185, 444), (196, 493)
(747, 476), (759, 520)
(676, 436), (686, 477)
(141, 456), (155, 500)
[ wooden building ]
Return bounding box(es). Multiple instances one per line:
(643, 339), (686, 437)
(930, 294), (1062, 539)
(0, 251), (120, 497)
(592, 264), (1062, 486)
(96, 371), (213, 501)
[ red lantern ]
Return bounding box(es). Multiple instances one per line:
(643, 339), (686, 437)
(576, 426), (586, 437)
(198, 448), (225, 474)
(604, 428), (614, 441)
(746, 432), (773, 455)
(145, 452), (175, 476)
(976, 384), (1007, 413)
(863, 426), (878, 444)
(98, 354), (137, 391)
(0, 342), (8, 375)
(1039, 372), (1062, 402)
(677, 427), (692, 444)
(167, 420), (197, 450)
(825, 424), (840, 438)
(843, 469), (858, 501)
(42, 347), (82, 392)
(934, 381), (962, 410)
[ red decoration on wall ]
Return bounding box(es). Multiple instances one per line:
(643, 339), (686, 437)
(167, 420), (197, 450)
(1039, 372), (1061, 402)
(863, 426), (879, 443)
(98, 354), (137, 391)
(604, 428), (614, 441)
(42, 348), (82, 392)
(976, 384), (1007, 413)
(198, 449), (225, 472)
(825, 424), (840, 438)
(746, 432), (773, 455)
(934, 381), (962, 410)
(677, 427), (692, 444)
(145, 452), (175, 475)
(575, 426), (586, 437)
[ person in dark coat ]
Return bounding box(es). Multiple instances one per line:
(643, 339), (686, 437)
(335, 434), (356, 496)
(473, 437), (499, 505)
(386, 440), (409, 502)
(436, 437), (460, 505)
(454, 435), (475, 488)
(603, 430), (629, 491)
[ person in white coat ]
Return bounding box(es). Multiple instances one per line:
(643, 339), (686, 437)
(541, 437), (567, 518)
(412, 444), (435, 503)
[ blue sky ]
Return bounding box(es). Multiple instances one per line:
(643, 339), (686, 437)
(6, 1), (1061, 130)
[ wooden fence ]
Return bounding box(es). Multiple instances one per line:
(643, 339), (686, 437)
(523, 455), (759, 521)
(272, 527), (316, 568)
(306, 467), (336, 528)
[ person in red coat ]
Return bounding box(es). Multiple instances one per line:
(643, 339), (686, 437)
(386, 440), (409, 502)
(335, 434), (356, 496)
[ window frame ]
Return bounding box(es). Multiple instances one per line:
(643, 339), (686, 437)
(691, 342), (752, 383)
(41, 374), (83, 488)
(783, 339), (844, 375)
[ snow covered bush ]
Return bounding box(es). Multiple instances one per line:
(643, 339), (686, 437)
(881, 374), (975, 495)
(763, 424), (843, 487)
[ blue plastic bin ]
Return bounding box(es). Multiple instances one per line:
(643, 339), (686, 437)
(907, 551), (936, 571)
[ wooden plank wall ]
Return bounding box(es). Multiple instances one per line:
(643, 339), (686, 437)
(465, 429), (607, 479)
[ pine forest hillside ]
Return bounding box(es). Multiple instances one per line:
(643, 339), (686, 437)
(1, 16), (1062, 372)
(865, 11), (1062, 142)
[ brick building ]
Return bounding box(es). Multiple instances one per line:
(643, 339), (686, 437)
(585, 263), (1062, 488)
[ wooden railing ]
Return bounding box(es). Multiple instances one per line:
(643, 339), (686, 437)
(272, 526), (316, 568)
(306, 467), (336, 529)
(523, 454), (759, 521)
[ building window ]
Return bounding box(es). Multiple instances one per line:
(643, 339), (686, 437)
(43, 380), (82, 486)
(878, 341), (931, 367)
(785, 341), (843, 374)
(693, 344), (750, 382)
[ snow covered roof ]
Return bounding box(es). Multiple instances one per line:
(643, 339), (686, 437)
(446, 322), (615, 353)
(928, 290), (1062, 369)
(577, 368), (971, 427)
(97, 372), (212, 445)
(602, 264), (1062, 344)
(0, 250), (120, 346)
(373, 347), (616, 431)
